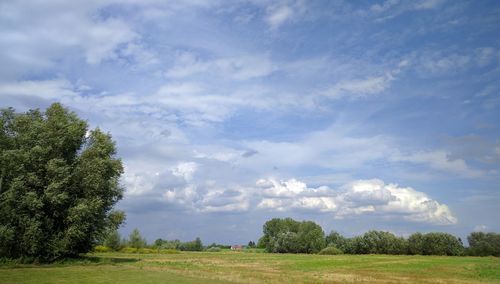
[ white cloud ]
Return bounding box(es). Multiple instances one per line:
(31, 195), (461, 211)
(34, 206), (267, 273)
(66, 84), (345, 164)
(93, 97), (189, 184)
(171, 162), (198, 181)
(390, 150), (483, 178)
(0, 1), (150, 70)
(320, 74), (394, 99)
(165, 52), (275, 80)
(266, 5), (293, 29)
(264, 0), (306, 30)
(256, 178), (457, 225)
(473, 224), (487, 232)
(0, 79), (78, 99)
(413, 0), (445, 10)
(370, 0), (400, 13)
(123, 170), (159, 196)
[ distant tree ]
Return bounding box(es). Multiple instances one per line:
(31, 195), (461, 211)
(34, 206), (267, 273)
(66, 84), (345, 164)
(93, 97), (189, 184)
(178, 237), (203, 251)
(260, 218), (326, 253)
(358, 231), (407, 255)
(128, 228), (147, 249)
(297, 221), (326, 253)
(194, 237), (203, 251)
(154, 238), (165, 248)
(422, 232), (463, 256)
(104, 230), (122, 251)
(325, 231), (347, 251)
(274, 231), (300, 253)
(407, 233), (424, 255)
(0, 104), (125, 261)
(248, 241), (256, 248)
(468, 232), (500, 256)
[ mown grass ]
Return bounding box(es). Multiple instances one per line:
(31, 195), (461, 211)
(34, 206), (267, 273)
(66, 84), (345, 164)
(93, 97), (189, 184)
(1, 251), (499, 283)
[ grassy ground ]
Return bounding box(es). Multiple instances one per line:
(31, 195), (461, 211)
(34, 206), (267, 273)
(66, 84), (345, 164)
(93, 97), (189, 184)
(1, 251), (499, 283)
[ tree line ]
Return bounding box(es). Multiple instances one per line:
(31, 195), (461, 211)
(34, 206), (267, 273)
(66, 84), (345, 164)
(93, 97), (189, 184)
(258, 218), (500, 256)
(99, 229), (204, 252)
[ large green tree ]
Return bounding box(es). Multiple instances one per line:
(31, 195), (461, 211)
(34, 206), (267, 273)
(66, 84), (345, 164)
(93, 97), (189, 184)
(0, 103), (125, 261)
(259, 218), (325, 253)
(467, 232), (500, 256)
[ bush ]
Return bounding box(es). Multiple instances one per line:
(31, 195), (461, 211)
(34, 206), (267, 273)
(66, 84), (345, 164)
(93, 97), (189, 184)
(178, 237), (203, 251)
(127, 229), (147, 249)
(325, 231), (347, 251)
(206, 247), (221, 252)
(104, 230), (122, 251)
(318, 246), (343, 255)
(94, 246), (112, 253)
(119, 247), (180, 254)
(157, 249), (180, 254)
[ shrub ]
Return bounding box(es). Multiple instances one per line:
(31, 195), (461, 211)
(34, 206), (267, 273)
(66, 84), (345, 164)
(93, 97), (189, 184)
(178, 237), (203, 251)
(120, 247), (138, 253)
(206, 247), (221, 252)
(157, 249), (180, 254)
(104, 230), (122, 251)
(119, 247), (180, 254)
(127, 229), (147, 249)
(318, 246), (343, 255)
(94, 246), (111, 253)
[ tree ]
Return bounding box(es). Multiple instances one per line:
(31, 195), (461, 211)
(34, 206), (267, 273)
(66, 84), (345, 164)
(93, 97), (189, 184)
(128, 228), (147, 249)
(407, 233), (424, 255)
(248, 241), (256, 248)
(259, 218), (326, 253)
(468, 232), (500, 256)
(358, 231), (407, 255)
(0, 104), (125, 261)
(422, 232), (463, 256)
(296, 221), (325, 253)
(325, 231), (347, 250)
(178, 237), (203, 251)
(104, 230), (122, 251)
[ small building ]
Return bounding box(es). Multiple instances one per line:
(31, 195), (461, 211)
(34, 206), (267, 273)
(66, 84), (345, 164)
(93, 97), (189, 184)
(230, 245), (243, 250)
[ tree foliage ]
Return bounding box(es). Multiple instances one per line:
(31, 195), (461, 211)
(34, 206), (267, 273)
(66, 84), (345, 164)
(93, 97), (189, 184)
(103, 230), (122, 251)
(259, 218), (325, 253)
(0, 103), (125, 261)
(258, 218), (473, 256)
(467, 232), (500, 256)
(128, 228), (147, 249)
(178, 237), (203, 251)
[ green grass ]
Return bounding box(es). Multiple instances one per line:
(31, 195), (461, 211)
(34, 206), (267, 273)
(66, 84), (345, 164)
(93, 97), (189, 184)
(1, 252), (499, 283)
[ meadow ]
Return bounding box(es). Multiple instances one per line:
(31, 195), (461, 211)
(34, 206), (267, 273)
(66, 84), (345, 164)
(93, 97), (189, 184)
(1, 251), (499, 283)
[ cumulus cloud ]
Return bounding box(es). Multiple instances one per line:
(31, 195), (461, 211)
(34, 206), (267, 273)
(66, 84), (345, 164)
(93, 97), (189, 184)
(171, 162), (198, 181)
(256, 178), (457, 225)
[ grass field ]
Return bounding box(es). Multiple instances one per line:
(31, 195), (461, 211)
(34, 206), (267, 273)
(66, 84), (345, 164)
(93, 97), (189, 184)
(1, 251), (499, 283)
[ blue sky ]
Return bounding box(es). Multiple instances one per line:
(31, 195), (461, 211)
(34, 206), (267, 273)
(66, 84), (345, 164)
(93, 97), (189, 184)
(1, 0), (499, 244)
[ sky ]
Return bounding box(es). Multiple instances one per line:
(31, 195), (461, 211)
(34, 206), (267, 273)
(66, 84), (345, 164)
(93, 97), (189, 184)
(1, 0), (499, 245)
